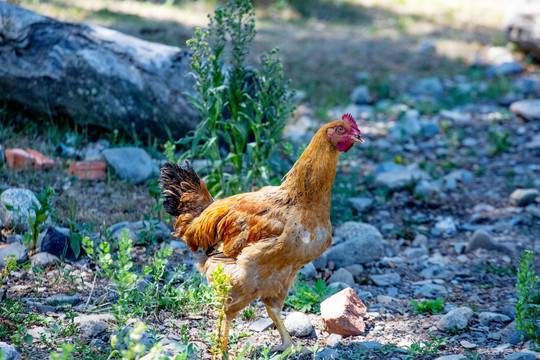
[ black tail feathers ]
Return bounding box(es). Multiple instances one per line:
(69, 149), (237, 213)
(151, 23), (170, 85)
(159, 160), (213, 218)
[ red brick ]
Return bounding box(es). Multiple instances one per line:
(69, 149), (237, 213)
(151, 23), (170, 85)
(67, 161), (107, 180)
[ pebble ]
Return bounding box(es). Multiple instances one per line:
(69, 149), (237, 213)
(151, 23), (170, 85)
(102, 147), (154, 183)
(314, 348), (339, 360)
(370, 272), (401, 287)
(284, 312), (313, 337)
(434, 355), (466, 360)
(326, 222), (384, 267)
(249, 317), (274, 332)
(0, 188), (40, 233)
(432, 216), (457, 236)
(31, 252), (61, 268)
(0, 342), (21, 360)
(326, 333), (343, 348)
(350, 85), (372, 104)
(478, 311), (512, 325)
(466, 229), (501, 253)
(460, 340), (476, 349)
(410, 77), (444, 96)
(487, 62), (524, 77)
(437, 307), (473, 332)
(0, 242), (28, 268)
(347, 197), (373, 213)
(374, 168), (430, 190)
(510, 99), (540, 121)
(509, 189), (539, 207)
(505, 353), (537, 360)
(28, 327), (51, 343)
(414, 283), (448, 299)
(328, 268), (355, 286)
(298, 262), (318, 280)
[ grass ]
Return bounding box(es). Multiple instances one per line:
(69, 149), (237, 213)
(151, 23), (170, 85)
(410, 298), (444, 315)
(284, 278), (336, 314)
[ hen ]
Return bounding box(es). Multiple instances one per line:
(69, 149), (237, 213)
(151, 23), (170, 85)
(159, 113), (364, 354)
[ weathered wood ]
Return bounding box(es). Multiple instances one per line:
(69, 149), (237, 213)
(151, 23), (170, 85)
(0, 2), (201, 138)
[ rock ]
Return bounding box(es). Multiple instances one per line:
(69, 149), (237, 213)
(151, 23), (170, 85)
(417, 40), (436, 54)
(440, 109), (472, 124)
(314, 347), (339, 360)
(74, 314), (115, 326)
(466, 229), (505, 253)
(27, 326), (51, 343)
(525, 134), (540, 149)
(344, 264), (364, 277)
(487, 62), (524, 77)
(526, 204), (540, 219)
(249, 317), (274, 332)
(414, 180), (439, 198)
(82, 321), (109, 339)
(0, 188), (39, 233)
(437, 307), (473, 332)
(445, 169), (473, 185)
(298, 262), (317, 280)
(504, 1), (540, 61)
(478, 312), (512, 325)
(313, 252), (328, 270)
(460, 340), (476, 349)
(31, 252), (61, 268)
(40, 227), (77, 260)
(414, 283), (448, 299)
(350, 341), (384, 350)
(108, 220), (170, 244)
(0, 242), (28, 268)
(102, 147), (153, 183)
(374, 162), (406, 176)
(350, 85), (372, 104)
(410, 77), (443, 97)
(326, 222), (385, 267)
(347, 197), (373, 213)
(0, 342), (21, 360)
(328, 268), (355, 286)
(374, 168), (430, 190)
(505, 353), (537, 360)
(434, 355), (466, 360)
(320, 288), (367, 337)
(284, 312), (313, 337)
(432, 216), (457, 236)
(500, 321), (529, 344)
(509, 188), (539, 206)
(370, 272), (400, 287)
(510, 99), (540, 121)
(326, 333), (343, 348)
(46, 294), (81, 306)
(328, 282), (352, 292)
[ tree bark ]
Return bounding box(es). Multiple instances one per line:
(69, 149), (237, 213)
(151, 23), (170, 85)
(0, 2), (201, 139)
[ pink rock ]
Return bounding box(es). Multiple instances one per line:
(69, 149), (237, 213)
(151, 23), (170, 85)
(320, 287), (367, 336)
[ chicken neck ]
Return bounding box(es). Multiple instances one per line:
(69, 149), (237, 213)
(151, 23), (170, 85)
(281, 125), (340, 210)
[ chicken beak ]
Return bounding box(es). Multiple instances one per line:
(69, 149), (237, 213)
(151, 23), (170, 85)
(352, 134), (365, 144)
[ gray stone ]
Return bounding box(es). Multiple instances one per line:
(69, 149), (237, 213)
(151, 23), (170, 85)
(432, 216), (457, 236)
(509, 188), (539, 207)
(437, 307), (473, 332)
(526, 204), (540, 219)
(298, 262), (317, 280)
(505, 353), (536, 360)
(102, 147), (153, 183)
(374, 169), (430, 190)
(350, 341), (384, 350)
(460, 340), (476, 349)
(478, 312), (511, 325)
(31, 252), (60, 268)
(440, 109), (472, 124)
(347, 197), (373, 213)
(487, 62), (524, 77)
(414, 283), (448, 299)
(350, 85), (372, 104)
(434, 356), (466, 360)
(411, 77), (443, 96)
(249, 317), (274, 332)
(46, 294), (81, 306)
(314, 348), (339, 360)
(466, 229), (503, 253)
(328, 268), (355, 286)
(0, 342), (21, 360)
(344, 264), (364, 277)
(525, 134), (540, 150)
(327, 222), (384, 267)
(370, 272), (400, 287)
(414, 180), (439, 198)
(0, 242), (28, 268)
(445, 169), (473, 184)
(0, 188), (39, 233)
(510, 99), (540, 121)
(27, 326), (51, 343)
(284, 312), (313, 337)
(40, 227), (77, 261)
(421, 120), (440, 137)
(313, 252), (328, 270)
(374, 162), (406, 176)
(326, 333), (343, 348)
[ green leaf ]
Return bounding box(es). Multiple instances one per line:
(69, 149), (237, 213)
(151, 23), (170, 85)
(23, 334), (34, 345)
(23, 233), (32, 246)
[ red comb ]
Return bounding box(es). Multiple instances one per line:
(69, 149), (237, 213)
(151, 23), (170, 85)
(342, 113), (361, 133)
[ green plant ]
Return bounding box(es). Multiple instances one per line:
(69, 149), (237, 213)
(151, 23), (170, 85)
(22, 187), (55, 252)
(401, 336), (445, 357)
(209, 263), (232, 358)
(242, 305), (256, 321)
(410, 298), (444, 315)
(49, 343), (76, 360)
(488, 127), (512, 155)
(181, 0), (294, 198)
(285, 278), (336, 314)
(515, 250), (540, 347)
(109, 322), (163, 360)
(0, 255), (18, 288)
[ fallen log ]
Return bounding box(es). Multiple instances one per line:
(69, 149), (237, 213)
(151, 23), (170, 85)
(0, 2), (201, 139)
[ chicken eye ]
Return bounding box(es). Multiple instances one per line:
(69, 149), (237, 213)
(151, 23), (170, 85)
(336, 126), (344, 133)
